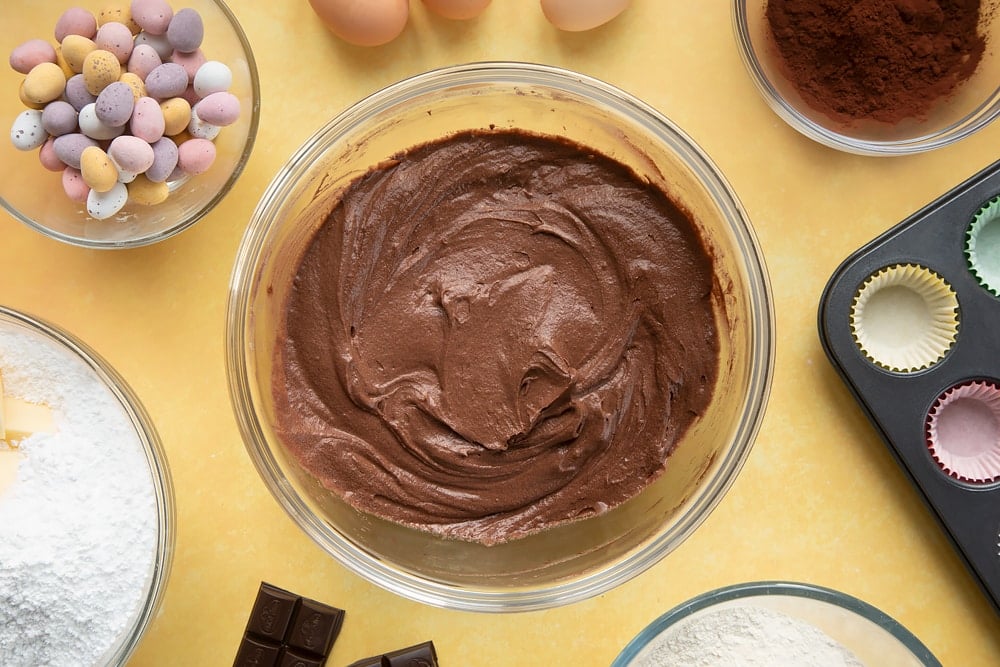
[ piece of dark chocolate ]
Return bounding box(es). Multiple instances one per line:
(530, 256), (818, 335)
(233, 582), (345, 667)
(345, 640), (438, 667)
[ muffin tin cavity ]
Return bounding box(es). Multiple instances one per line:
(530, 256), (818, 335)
(850, 264), (959, 373)
(819, 160), (1000, 616)
(966, 195), (1000, 297)
(925, 380), (1000, 485)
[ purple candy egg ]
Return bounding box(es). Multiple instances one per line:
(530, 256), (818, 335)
(126, 43), (162, 80)
(95, 81), (135, 127)
(146, 136), (178, 182)
(166, 8), (204, 53)
(53, 133), (99, 169)
(41, 100), (79, 136)
(65, 74), (97, 111)
(144, 62), (188, 99)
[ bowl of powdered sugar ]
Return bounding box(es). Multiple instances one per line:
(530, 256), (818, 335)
(612, 581), (940, 667)
(0, 306), (173, 666)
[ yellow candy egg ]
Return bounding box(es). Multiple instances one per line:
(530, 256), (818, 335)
(80, 145), (119, 193)
(23, 62), (67, 104)
(54, 45), (75, 79)
(61, 34), (97, 73)
(119, 72), (146, 101)
(18, 80), (46, 110)
(82, 49), (121, 95)
(540, 0), (631, 32)
(160, 97), (192, 137)
(98, 5), (141, 33)
(127, 175), (170, 206)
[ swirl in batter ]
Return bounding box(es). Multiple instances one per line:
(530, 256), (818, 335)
(272, 130), (719, 545)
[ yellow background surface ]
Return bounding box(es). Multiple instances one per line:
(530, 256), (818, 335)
(3, 1), (1000, 665)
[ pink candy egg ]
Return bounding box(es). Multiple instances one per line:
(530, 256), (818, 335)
(39, 137), (64, 171)
(130, 0), (174, 35)
(95, 21), (135, 63)
(108, 135), (155, 173)
(62, 167), (90, 202)
(176, 137), (215, 175)
(55, 7), (98, 41)
(194, 92), (240, 126)
(130, 96), (166, 142)
(126, 43), (162, 79)
(9, 39), (57, 75)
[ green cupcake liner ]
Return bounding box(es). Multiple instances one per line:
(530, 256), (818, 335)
(965, 195), (1000, 297)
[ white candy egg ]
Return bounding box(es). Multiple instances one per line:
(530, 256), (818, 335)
(540, 0), (631, 32)
(86, 181), (128, 219)
(79, 103), (125, 140)
(10, 109), (47, 151)
(193, 60), (232, 97)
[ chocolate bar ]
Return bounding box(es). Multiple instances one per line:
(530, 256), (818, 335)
(345, 640), (438, 667)
(234, 582), (345, 667)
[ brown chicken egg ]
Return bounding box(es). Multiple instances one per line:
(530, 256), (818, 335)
(540, 0), (631, 32)
(422, 0), (491, 20)
(309, 0), (410, 46)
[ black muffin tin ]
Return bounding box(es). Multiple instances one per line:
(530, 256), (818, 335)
(818, 159), (1000, 617)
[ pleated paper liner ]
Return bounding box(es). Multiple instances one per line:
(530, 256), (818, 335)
(965, 194), (1000, 297)
(849, 264), (959, 373)
(925, 380), (1000, 485)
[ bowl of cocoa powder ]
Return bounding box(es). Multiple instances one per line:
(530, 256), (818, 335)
(733, 0), (1000, 155)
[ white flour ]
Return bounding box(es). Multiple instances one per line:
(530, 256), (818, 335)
(0, 327), (158, 667)
(633, 604), (866, 667)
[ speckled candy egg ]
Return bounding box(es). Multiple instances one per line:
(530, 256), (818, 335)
(39, 138), (64, 171)
(95, 21), (134, 63)
(95, 81), (135, 126)
(127, 174), (169, 205)
(130, 96), (166, 142)
(10, 110), (47, 151)
(130, 0), (174, 35)
(65, 74), (97, 110)
(176, 136), (215, 175)
(108, 134), (155, 173)
(62, 167), (90, 202)
(87, 180), (129, 219)
(80, 145), (119, 192)
(61, 34), (97, 73)
(144, 62), (188, 98)
(159, 97), (191, 136)
(194, 91), (239, 126)
(82, 49), (122, 95)
(79, 102), (125, 140)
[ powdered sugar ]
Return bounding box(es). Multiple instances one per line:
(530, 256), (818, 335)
(0, 325), (158, 667)
(632, 605), (865, 667)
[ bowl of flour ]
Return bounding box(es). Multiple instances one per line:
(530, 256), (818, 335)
(0, 306), (174, 666)
(612, 581), (940, 667)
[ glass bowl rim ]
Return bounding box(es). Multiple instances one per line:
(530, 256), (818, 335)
(611, 580), (942, 666)
(0, 304), (175, 665)
(731, 0), (1000, 156)
(226, 60), (775, 613)
(0, 0), (261, 250)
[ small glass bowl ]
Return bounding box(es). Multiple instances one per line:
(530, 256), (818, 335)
(227, 62), (774, 612)
(732, 0), (1000, 155)
(0, 0), (259, 248)
(0, 305), (174, 665)
(613, 581), (940, 666)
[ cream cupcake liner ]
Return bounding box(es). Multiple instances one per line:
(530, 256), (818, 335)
(965, 195), (1000, 297)
(849, 264), (959, 373)
(925, 380), (1000, 484)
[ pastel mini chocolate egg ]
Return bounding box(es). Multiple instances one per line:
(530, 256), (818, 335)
(127, 174), (169, 205)
(65, 74), (97, 110)
(130, 96), (166, 142)
(53, 132), (99, 168)
(80, 145), (119, 192)
(108, 134), (155, 173)
(95, 21), (134, 63)
(309, 0), (409, 47)
(119, 72), (146, 101)
(186, 107), (219, 139)
(41, 100), (79, 136)
(61, 34), (97, 73)
(55, 7), (98, 41)
(159, 97), (191, 136)
(134, 31), (173, 60)
(9, 39), (58, 75)
(176, 136), (215, 175)
(166, 8), (204, 53)
(144, 62), (188, 98)
(86, 180), (129, 219)
(23, 62), (67, 104)
(192, 60), (232, 97)
(130, 0), (174, 35)
(39, 137), (64, 171)
(540, 0), (631, 31)
(170, 48), (206, 80)
(95, 81), (135, 126)
(126, 43), (162, 79)
(194, 91), (239, 126)
(82, 49), (122, 94)
(10, 110), (47, 151)
(18, 81), (45, 110)
(98, 4), (140, 34)
(62, 167), (90, 202)
(422, 0), (491, 20)
(146, 136), (177, 181)
(78, 102), (125, 140)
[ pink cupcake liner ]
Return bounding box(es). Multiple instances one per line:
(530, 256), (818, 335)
(925, 380), (1000, 484)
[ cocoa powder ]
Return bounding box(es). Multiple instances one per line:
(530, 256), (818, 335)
(765, 0), (986, 123)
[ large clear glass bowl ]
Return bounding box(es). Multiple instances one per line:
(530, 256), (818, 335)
(226, 62), (774, 612)
(613, 581), (940, 666)
(0, 0), (259, 248)
(733, 0), (1000, 155)
(0, 305), (174, 665)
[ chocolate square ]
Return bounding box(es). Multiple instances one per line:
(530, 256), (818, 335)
(247, 583), (299, 642)
(234, 636), (283, 667)
(287, 597), (345, 657)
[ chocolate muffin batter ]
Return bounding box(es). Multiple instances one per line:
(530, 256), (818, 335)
(272, 130), (719, 545)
